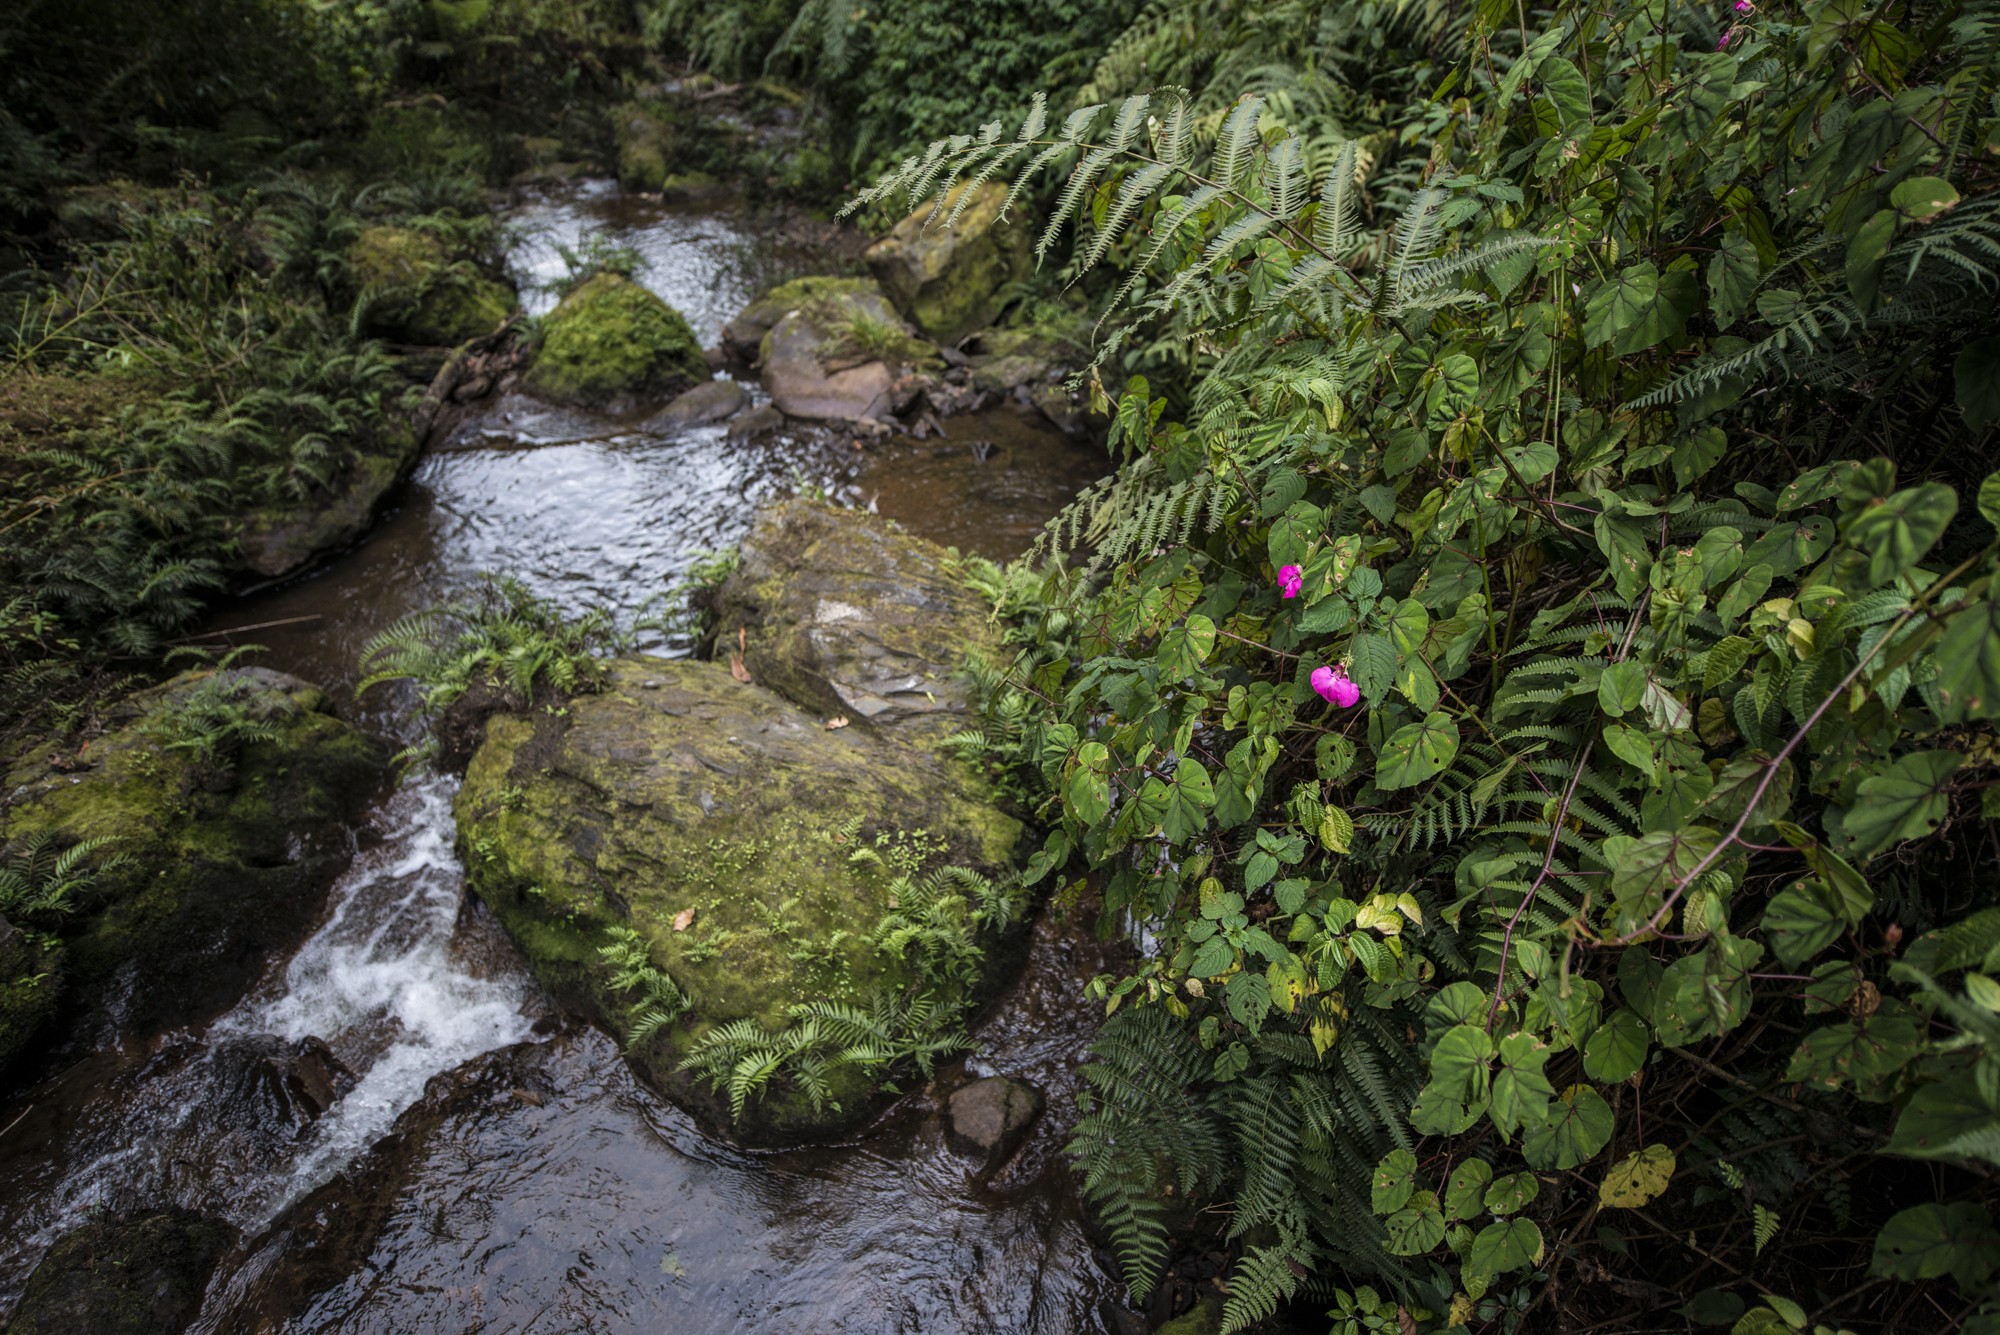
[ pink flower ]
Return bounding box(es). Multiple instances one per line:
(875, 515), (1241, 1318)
(1311, 664), (1361, 708)
(1733, 0), (1751, 10)
(1278, 564), (1304, 599)
(1717, 27), (1736, 47)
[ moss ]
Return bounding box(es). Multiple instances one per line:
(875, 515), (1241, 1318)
(0, 926), (61, 1069)
(520, 273), (708, 410)
(0, 669), (385, 1056)
(614, 102), (677, 192)
(348, 225), (514, 347)
(8, 1209), (235, 1335)
(235, 417), (419, 579)
(864, 180), (1032, 343)
(456, 657), (1020, 1142)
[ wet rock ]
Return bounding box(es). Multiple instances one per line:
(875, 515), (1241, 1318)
(614, 101), (680, 193)
(865, 181), (1032, 344)
(660, 171), (727, 204)
(762, 310), (897, 421)
(639, 378), (745, 433)
(348, 225), (515, 348)
(709, 498), (997, 739)
(0, 669), (385, 1060)
(6, 1208), (236, 1335)
(946, 1076), (1043, 1169)
(235, 417), (419, 580)
(1030, 379), (1092, 436)
(521, 273), (707, 413)
(720, 275), (879, 367)
(245, 1035), (356, 1128)
(0, 918), (59, 1069)
(455, 504), (1019, 1142)
(724, 403), (785, 441)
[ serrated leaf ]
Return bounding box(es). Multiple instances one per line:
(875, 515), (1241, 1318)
(1703, 636), (1754, 690)
(1762, 880), (1845, 965)
(1843, 483), (1957, 588)
(1934, 594), (2000, 723)
(1320, 806), (1354, 853)
(1839, 750), (1962, 858)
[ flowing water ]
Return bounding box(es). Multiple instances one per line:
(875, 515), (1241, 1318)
(0, 185), (1122, 1332)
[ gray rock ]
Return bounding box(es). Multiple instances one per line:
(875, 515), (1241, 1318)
(724, 403), (785, 440)
(640, 378), (746, 433)
(865, 181), (1031, 343)
(761, 310), (896, 422)
(235, 419), (419, 580)
(721, 276), (883, 369)
(946, 1075), (1043, 1168)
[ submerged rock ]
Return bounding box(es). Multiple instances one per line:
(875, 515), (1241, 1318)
(946, 1075), (1043, 1170)
(6, 1208), (236, 1335)
(234, 417), (420, 580)
(348, 225), (515, 348)
(639, 378), (745, 433)
(724, 403), (785, 441)
(0, 669), (385, 1065)
(865, 181), (1032, 344)
(520, 273), (708, 413)
(455, 502), (1020, 1141)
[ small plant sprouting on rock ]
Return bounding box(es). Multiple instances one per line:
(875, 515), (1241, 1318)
(599, 926), (691, 1046)
(0, 832), (129, 924)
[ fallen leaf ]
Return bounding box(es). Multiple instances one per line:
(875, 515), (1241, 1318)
(672, 907), (697, 932)
(825, 716), (849, 729)
(729, 654), (751, 683)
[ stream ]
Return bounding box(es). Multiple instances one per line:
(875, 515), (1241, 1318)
(0, 185), (1123, 1332)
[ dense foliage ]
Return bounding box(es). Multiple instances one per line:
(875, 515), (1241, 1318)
(865, 0), (2000, 1329)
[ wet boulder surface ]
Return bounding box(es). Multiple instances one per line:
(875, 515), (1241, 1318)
(233, 417), (421, 581)
(4, 1208), (236, 1335)
(520, 272), (708, 413)
(0, 668), (385, 1066)
(454, 501), (1022, 1142)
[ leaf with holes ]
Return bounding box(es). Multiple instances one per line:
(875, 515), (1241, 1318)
(1444, 1158), (1494, 1221)
(1372, 1148), (1418, 1214)
(1871, 1201), (2000, 1288)
(1484, 1172), (1540, 1215)
(1376, 712), (1460, 790)
(1383, 1199), (1448, 1256)
(1582, 1007), (1650, 1083)
(1599, 1144), (1676, 1209)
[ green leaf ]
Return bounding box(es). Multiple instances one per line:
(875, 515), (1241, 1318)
(1871, 1202), (2000, 1288)
(1490, 1031), (1555, 1138)
(1840, 750), (1962, 858)
(1843, 483), (1957, 588)
(1599, 1144), (1676, 1209)
(1430, 1023), (1494, 1105)
(1934, 594), (2000, 723)
(1762, 880), (1845, 965)
(1707, 230), (1761, 330)
(1465, 1218), (1544, 1278)
(1156, 614), (1217, 679)
(1703, 636), (1754, 690)
(1523, 1084), (1616, 1171)
(1376, 711), (1461, 790)
(1887, 1072), (2000, 1166)
(1787, 1016), (1921, 1094)
(1582, 1007), (1650, 1083)
(1889, 174), (1959, 220)
(1383, 1201), (1448, 1255)
(1190, 935), (1235, 977)
(1608, 826), (1719, 934)
(1602, 722), (1656, 780)
(1845, 208), (1896, 309)
(1372, 1148), (1418, 1213)
(1599, 661), (1647, 716)
(1444, 1158), (1494, 1221)
(1068, 742), (1112, 826)
(1584, 261), (1697, 354)
(1484, 1171), (1540, 1215)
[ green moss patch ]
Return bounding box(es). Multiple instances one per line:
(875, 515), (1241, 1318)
(520, 273), (708, 410)
(349, 225), (514, 347)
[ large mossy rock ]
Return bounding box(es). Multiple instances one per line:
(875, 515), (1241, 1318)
(234, 417), (420, 580)
(864, 181), (1032, 345)
(0, 669), (385, 1064)
(5, 1208), (236, 1335)
(521, 273), (708, 413)
(349, 225), (514, 347)
(455, 503), (1019, 1143)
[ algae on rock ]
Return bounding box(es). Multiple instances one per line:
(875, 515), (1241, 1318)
(0, 668), (385, 1068)
(454, 502), (1025, 1142)
(521, 273), (709, 412)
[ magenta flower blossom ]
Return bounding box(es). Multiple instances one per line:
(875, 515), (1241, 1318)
(1278, 564), (1304, 599)
(1717, 27), (1736, 47)
(1733, 0), (1751, 10)
(1311, 664), (1361, 708)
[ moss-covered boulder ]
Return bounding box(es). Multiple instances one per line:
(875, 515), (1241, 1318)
(720, 275), (882, 366)
(234, 417), (420, 580)
(0, 668), (385, 1065)
(732, 278), (936, 422)
(349, 225), (514, 347)
(614, 102), (678, 193)
(520, 273), (708, 413)
(864, 180), (1032, 344)
(5, 1209), (236, 1335)
(455, 503), (1020, 1143)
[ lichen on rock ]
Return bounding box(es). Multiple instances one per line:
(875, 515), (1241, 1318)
(864, 180), (1032, 344)
(520, 273), (708, 413)
(0, 668), (385, 1067)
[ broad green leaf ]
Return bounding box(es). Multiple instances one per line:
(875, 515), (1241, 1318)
(1372, 1148), (1419, 1213)
(1602, 723), (1656, 780)
(1839, 750), (1962, 858)
(1871, 1201), (2000, 1288)
(1430, 1023), (1494, 1104)
(1599, 661), (1647, 716)
(1934, 593), (2000, 723)
(1599, 1143), (1676, 1209)
(1068, 742), (1111, 826)
(1490, 1031), (1555, 1138)
(1444, 1158), (1494, 1222)
(1376, 711), (1461, 790)
(1582, 1007), (1650, 1083)
(1845, 208), (1895, 308)
(1762, 880), (1845, 965)
(1787, 1016), (1921, 1094)
(1707, 230), (1761, 330)
(1320, 806), (1354, 853)
(1703, 636), (1754, 690)
(1155, 614), (1217, 679)
(1465, 1218), (1544, 1278)
(1887, 1072), (2000, 1166)
(1383, 1201), (1448, 1255)
(1609, 826), (1720, 934)
(1523, 1084), (1616, 1171)
(1842, 483), (1957, 588)
(1584, 261), (1697, 354)
(1889, 174), (1959, 220)
(1484, 1171), (1540, 1215)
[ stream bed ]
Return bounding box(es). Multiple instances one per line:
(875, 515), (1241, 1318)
(0, 185), (1123, 1332)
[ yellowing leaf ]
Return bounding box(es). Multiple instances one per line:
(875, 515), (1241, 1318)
(1599, 1144), (1676, 1209)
